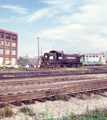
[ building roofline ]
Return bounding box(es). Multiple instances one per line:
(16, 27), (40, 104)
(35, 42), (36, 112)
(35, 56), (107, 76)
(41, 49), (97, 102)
(80, 53), (105, 56)
(0, 29), (18, 35)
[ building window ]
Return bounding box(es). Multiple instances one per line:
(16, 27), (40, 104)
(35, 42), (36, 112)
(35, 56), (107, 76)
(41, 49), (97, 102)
(0, 32), (4, 38)
(12, 35), (17, 40)
(6, 33), (10, 39)
(6, 41), (10, 46)
(0, 40), (4, 45)
(12, 50), (16, 55)
(6, 49), (10, 55)
(86, 56), (88, 60)
(82, 55), (85, 60)
(0, 49), (3, 54)
(12, 42), (16, 47)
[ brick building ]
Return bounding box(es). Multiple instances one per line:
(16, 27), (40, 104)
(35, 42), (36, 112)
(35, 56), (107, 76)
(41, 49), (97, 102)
(0, 29), (18, 65)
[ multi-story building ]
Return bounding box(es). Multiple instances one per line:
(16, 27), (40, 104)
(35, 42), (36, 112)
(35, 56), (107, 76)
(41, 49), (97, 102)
(0, 29), (18, 65)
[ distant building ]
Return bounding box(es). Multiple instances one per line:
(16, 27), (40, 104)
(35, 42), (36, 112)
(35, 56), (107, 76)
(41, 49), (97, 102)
(105, 51), (107, 62)
(80, 52), (106, 65)
(0, 29), (18, 65)
(25, 54), (39, 65)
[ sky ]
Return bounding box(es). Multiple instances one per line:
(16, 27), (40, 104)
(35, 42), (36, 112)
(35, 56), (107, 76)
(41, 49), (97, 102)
(0, 0), (107, 57)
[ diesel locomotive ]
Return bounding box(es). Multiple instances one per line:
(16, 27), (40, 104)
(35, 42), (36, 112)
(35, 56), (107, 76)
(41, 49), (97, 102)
(40, 50), (82, 68)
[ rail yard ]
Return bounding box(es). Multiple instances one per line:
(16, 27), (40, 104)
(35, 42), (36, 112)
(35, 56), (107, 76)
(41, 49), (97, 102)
(0, 66), (107, 107)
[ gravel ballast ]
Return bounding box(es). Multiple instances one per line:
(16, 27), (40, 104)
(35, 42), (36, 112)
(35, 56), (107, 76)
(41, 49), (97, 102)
(1, 93), (107, 120)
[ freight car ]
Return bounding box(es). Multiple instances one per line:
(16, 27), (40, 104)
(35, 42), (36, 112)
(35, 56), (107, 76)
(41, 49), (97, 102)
(40, 50), (82, 68)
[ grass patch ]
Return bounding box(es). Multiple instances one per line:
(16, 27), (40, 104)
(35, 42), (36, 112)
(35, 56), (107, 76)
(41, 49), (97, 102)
(55, 94), (71, 101)
(82, 108), (107, 120)
(0, 68), (40, 73)
(1, 105), (107, 120)
(42, 108), (107, 120)
(19, 106), (35, 116)
(52, 66), (90, 71)
(34, 108), (107, 120)
(58, 67), (81, 71)
(0, 107), (14, 118)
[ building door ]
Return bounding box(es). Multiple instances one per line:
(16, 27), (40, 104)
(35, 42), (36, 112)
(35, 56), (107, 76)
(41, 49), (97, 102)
(5, 58), (10, 64)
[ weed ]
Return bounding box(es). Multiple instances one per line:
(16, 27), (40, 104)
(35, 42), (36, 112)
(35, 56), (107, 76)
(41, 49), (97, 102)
(19, 106), (35, 116)
(102, 109), (107, 117)
(0, 107), (14, 118)
(75, 94), (88, 100)
(20, 107), (107, 120)
(55, 94), (70, 101)
(83, 108), (107, 120)
(67, 113), (78, 120)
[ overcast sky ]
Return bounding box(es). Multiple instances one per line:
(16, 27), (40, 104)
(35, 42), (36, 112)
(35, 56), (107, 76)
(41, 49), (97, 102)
(0, 0), (107, 57)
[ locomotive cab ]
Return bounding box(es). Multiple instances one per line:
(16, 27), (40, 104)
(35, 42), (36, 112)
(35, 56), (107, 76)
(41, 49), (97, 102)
(49, 50), (64, 62)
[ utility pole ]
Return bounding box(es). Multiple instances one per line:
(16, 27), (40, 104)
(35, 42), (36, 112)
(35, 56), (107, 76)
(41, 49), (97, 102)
(41, 46), (42, 58)
(37, 37), (40, 65)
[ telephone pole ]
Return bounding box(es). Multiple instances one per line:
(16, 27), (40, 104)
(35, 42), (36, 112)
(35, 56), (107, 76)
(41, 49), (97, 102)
(37, 37), (40, 65)
(41, 46), (42, 58)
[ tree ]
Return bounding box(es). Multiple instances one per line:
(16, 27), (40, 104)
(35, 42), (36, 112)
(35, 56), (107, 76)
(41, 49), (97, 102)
(17, 56), (30, 65)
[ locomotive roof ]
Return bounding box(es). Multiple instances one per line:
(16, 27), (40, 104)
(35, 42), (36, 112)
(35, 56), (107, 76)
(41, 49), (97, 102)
(49, 50), (64, 54)
(49, 50), (80, 56)
(64, 54), (80, 57)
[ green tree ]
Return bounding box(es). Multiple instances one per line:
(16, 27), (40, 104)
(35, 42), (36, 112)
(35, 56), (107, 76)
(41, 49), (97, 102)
(17, 56), (30, 65)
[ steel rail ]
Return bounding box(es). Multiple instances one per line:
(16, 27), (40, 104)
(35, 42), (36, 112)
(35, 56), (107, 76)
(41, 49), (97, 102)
(0, 78), (107, 103)
(0, 70), (107, 79)
(0, 74), (107, 89)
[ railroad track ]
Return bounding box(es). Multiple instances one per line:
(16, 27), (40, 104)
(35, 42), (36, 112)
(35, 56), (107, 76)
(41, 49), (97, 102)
(1, 74), (107, 89)
(0, 69), (107, 79)
(0, 74), (107, 104)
